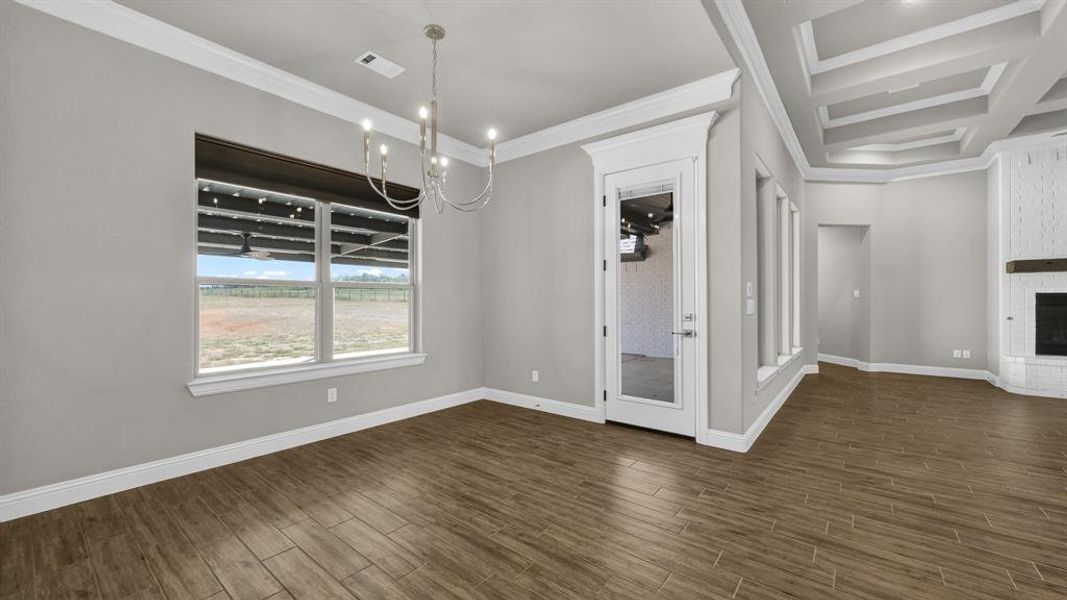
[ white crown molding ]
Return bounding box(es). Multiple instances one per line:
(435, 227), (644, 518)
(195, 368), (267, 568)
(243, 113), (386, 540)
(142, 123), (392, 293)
(809, 132), (1067, 183)
(15, 0), (739, 169)
(494, 69), (739, 164)
(799, 0), (1044, 75)
(713, 0), (812, 176)
(13, 0), (488, 166)
(0, 387), (485, 522)
(580, 111), (719, 164)
(714, 0), (1065, 184)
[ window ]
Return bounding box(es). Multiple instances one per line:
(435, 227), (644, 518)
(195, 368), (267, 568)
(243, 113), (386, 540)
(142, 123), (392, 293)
(756, 169), (775, 369)
(192, 135), (420, 382)
(196, 181), (320, 373)
(776, 190), (801, 360)
(329, 203), (413, 360)
(756, 172), (801, 385)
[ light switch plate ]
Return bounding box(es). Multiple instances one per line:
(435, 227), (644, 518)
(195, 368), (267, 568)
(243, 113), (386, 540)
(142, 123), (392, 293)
(962, 350), (971, 359)
(853, 290), (861, 298)
(745, 298), (756, 315)
(746, 281), (754, 298)
(952, 350), (962, 359)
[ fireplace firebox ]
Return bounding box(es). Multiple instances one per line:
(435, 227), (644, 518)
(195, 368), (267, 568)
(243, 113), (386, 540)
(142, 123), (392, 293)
(1036, 293), (1067, 356)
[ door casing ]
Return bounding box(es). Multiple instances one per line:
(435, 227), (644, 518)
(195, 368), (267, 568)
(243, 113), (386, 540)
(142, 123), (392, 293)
(582, 112), (716, 444)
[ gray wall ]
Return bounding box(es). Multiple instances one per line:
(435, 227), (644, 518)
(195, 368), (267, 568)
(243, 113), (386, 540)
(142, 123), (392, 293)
(986, 162), (1001, 375)
(805, 172), (988, 370)
(817, 226), (871, 361)
(479, 144), (596, 406)
(0, 4), (484, 495)
(737, 73), (807, 432)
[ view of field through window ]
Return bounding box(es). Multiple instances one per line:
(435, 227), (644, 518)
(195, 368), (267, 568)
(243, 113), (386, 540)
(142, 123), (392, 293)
(334, 287), (410, 358)
(197, 285), (410, 371)
(196, 178), (412, 373)
(198, 285), (316, 371)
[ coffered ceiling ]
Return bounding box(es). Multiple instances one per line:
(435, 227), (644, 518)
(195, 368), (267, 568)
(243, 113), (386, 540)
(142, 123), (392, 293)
(740, 0), (1067, 170)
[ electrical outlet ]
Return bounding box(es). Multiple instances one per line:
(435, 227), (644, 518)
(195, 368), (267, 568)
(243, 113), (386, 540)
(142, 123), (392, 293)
(952, 350), (962, 359)
(327, 387), (338, 403)
(745, 281), (754, 298)
(531, 370), (540, 383)
(962, 350), (971, 359)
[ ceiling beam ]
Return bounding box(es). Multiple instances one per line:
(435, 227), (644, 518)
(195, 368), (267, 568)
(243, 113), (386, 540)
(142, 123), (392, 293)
(810, 14), (1040, 106)
(961, 0), (1067, 153)
(823, 97), (987, 149)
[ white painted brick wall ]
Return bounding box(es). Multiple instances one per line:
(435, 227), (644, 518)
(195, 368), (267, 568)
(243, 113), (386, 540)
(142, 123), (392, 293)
(1001, 142), (1067, 395)
(620, 222), (675, 358)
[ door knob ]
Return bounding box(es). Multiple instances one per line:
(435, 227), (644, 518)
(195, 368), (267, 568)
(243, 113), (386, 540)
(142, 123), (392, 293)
(671, 330), (695, 337)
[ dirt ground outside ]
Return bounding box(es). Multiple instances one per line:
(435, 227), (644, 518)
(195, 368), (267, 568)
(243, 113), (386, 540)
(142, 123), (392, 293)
(198, 290), (409, 370)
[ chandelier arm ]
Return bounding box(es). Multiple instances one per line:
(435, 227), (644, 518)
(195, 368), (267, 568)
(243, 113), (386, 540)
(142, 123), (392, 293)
(440, 185), (493, 213)
(435, 162), (494, 208)
(435, 180), (493, 211)
(364, 171), (424, 211)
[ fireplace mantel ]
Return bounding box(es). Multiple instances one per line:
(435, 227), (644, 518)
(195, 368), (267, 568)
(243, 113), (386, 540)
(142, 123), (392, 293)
(1005, 258), (1067, 273)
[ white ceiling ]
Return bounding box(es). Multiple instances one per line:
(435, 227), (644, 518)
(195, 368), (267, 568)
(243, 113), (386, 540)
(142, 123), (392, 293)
(115, 0), (735, 146)
(741, 0), (1067, 170)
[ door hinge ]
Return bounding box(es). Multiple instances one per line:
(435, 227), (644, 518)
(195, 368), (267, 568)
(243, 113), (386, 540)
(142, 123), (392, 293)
(603, 325), (607, 337)
(602, 195), (607, 207)
(602, 259), (607, 271)
(603, 389), (607, 402)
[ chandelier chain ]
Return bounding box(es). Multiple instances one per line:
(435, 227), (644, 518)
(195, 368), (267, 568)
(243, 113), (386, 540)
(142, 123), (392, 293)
(431, 37), (438, 101)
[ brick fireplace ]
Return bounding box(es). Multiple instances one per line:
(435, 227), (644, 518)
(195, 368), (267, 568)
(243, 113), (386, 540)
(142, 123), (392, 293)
(997, 142), (1067, 398)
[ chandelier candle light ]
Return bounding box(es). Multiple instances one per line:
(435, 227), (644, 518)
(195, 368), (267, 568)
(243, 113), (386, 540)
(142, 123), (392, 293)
(362, 24), (498, 213)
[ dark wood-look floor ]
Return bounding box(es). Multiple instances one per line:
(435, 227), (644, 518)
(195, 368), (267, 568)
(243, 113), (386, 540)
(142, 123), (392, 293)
(4, 363), (1067, 600)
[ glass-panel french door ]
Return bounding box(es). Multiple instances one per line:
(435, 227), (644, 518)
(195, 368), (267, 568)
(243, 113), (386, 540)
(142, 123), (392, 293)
(604, 159), (697, 436)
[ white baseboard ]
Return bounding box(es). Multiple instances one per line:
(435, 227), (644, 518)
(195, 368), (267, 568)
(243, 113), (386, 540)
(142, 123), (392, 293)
(817, 353), (862, 369)
(480, 387), (604, 423)
(0, 388), (483, 523)
(702, 364), (817, 453)
(818, 353), (992, 381)
(990, 377), (1067, 399)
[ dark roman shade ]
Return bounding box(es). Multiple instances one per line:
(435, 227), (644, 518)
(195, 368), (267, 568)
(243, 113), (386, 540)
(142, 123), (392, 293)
(194, 134), (420, 218)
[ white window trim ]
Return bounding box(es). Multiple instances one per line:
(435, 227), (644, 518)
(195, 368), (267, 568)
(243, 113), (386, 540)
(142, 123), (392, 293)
(188, 187), (421, 396)
(756, 177), (802, 391)
(187, 352), (428, 397)
(756, 347), (805, 390)
(790, 203), (801, 349)
(778, 189), (791, 358)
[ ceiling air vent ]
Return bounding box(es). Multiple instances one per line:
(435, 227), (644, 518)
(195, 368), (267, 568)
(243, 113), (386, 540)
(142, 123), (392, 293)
(355, 51), (405, 79)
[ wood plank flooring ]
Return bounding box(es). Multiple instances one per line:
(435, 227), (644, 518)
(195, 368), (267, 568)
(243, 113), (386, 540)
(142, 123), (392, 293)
(3, 363), (1066, 599)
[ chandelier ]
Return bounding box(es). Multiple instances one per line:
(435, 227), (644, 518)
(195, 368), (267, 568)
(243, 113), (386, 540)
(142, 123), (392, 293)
(361, 24), (497, 214)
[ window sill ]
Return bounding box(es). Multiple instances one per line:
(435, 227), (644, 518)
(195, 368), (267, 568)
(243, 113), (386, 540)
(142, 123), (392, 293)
(187, 353), (427, 397)
(756, 347), (804, 391)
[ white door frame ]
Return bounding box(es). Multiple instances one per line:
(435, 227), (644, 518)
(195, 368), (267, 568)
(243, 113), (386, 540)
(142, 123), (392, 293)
(582, 112), (717, 444)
